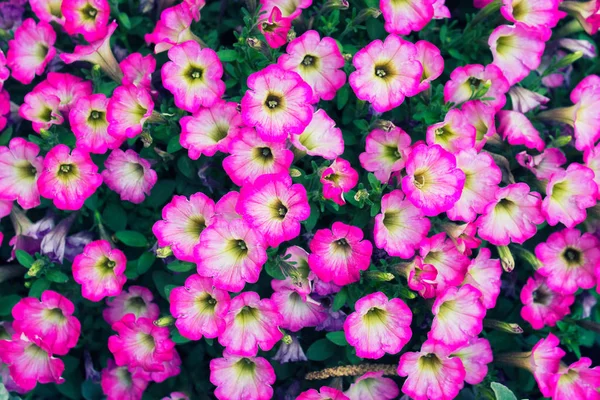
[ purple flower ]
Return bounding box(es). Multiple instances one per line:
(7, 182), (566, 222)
(64, 231), (95, 262)
(0, 1), (25, 31)
(8, 207), (55, 260)
(272, 336), (307, 364)
(40, 213), (77, 263)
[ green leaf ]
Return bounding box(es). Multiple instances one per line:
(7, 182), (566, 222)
(81, 380), (103, 400)
(264, 261), (286, 280)
(118, 13), (131, 29)
(137, 252), (156, 275)
(172, 329), (191, 344)
(15, 250), (34, 268)
(164, 284), (178, 299)
(217, 49), (238, 62)
(326, 331), (348, 346)
(45, 270), (69, 283)
(0, 295), (21, 316)
(306, 339), (336, 361)
(332, 287), (347, 311)
(491, 382), (518, 400)
(102, 203), (127, 232)
(302, 203), (320, 232)
(29, 278), (51, 297)
(167, 135), (183, 153)
(146, 180), (176, 208)
(176, 156), (195, 179)
(336, 85), (349, 110)
(115, 231), (148, 247)
(167, 260), (195, 273)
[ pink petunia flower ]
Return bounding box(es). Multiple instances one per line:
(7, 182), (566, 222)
(560, 0), (600, 35)
(549, 357), (600, 400)
(0, 90), (9, 132)
(380, 0), (434, 35)
(103, 286), (160, 326)
(0, 138), (43, 209)
(500, 0), (565, 29)
(374, 189), (430, 259)
(19, 90), (64, 133)
(12, 290), (81, 355)
(73, 240), (127, 302)
(344, 292), (412, 359)
(278, 30), (346, 103)
(308, 221), (373, 286)
(222, 128), (293, 186)
(0, 50), (8, 90)
(62, 0), (110, 42)
(461, 100), (497, 151)
(162, 41), (225, 113)
(320, 158), (359, 206)
(426, 109), (476, 153)
(37, 144), (103, 211)
(476, 183), (544, 246)
(209, 352), (276, 400)
(219, 291), (283, 356)
(35, 72), (93, 116)
(401, 143), (465, 217)
(415, 40), (444, 92)
(508, 86), (550, 113)
(497, 110), (545, 152)
(418, 232), (469, 294)
(100, 359), (149, 400)
(70, 93), (122, 154)
(444, 64), (509, 111)
(270, 278), (327, 331)
(297, 387), (350, 400)
(290, 109), (344, 160)
(131, 341), (181, 384)
(462, 248), (502, 309)
(349, 35), (422, 113)
(237, 173), (310, 248)
(398, 339), (466, 400)
(195, 218), (268, 292)
(108, 314), (176, 372)
(449, 337), (493, 385)
(258, 7), (292, 49)
(215, 191), (242, 222)
(120, 53), (156, 90)
(152, 193), (216, 262)
(29, 0), (64, 25)
(520, 274), (574, 330)
(102, 149), (158, 204)
(145, 4), (203, 53)
(7, 19), (56, 84)
(241, 64), (313, 141)
(107, 85), (155, 140)
(403, 257), (438, 299)
(169, 274), (230, 340)
(345, 371), (399, 400)
(359, 127), (411, 184)
(180, 100), (241, 159)
(259, 0), (312, 19)
(516, 148), (566, 180)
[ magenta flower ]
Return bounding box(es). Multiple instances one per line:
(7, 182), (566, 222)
(169, 275), (230, 340)
(520, 274), (574, 329)
(401, 144), (465, 217)
(195, 218), (268, 292)
(308, 222), (373, 286)
(132, 345), (181, 383)
(415, 40), (444, 92)
(35, 72), (93, 116)
(500, 0), (564, 29)
(345, 371), (399, 400)
(29, 0), (64, 25)
(237, 173), (310, 248)
(290, 109), (344, 160)
(320, 158), (359, 206)
(404, 257), (438, 299)
(380, 0), (434, 35)
(344, 292), (412, 359)
(462, 248), (502, 309)
(241, 64), (313, 141)
(103, 286), (160, 326)
(70, 93), (123, 154)
(260, 0), (312, 19)
(37, 144), (103, 211)
(209, 352), (276, 400)
(62, 0), (110, 42)
(349, 35), (422, 113)
(443, 64), (509, 111)
(12, 290), (81, 355)
(102, 149), (158, 204)
(7, 19), (56, 84)
(0, 138), (43, 209)
(0, 90), (9, 132)
(219, 291), (283, 356)
(258, 7), (292, 49)
(0, 50), (8, 90)
(297, 387), (350, 400)
(107, 85), (155, 140)
(120, 52), (156, 90)
(19, 90), (64, 133)
(450, 337), (493, 385)
(459, 100), (497, 150)
(549, 357), (600, 400)
(278, 30), (346, 103)
(426, 109), (476, 153)
(508, 86), (550, 113)
(100, 359), (149, 400)
(145, 4), (202, 53)
(516, 148), (566, 180)
(359, 127), (411, 184)
(271, 278), (327, 331)
(215, 191), (242, 222)
(497, 110), (545, 152)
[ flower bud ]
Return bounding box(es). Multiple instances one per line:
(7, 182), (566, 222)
(354, 8), (381, 25)
(353, 189), (370, 202)
(323, 0), (349, 10)
(247, 37), (263, 51)
(289, 168), (302, 178)
(154, 316), (175, 327)
(551, 135), (572, 148)
(484, 319), (523, 334)
(497, 246), (515, 272)
(514, 247), (542, 270)
(372, 119), (396, 132)
(281, 334), (293, 345)
(287, 28), (296, 42)
(364, 271), (395, 282)
(156, 246), (173, 259)
(27, 260), (46, 277)
(552, 51), (583, 71)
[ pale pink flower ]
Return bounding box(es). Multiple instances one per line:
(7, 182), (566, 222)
(102, 149), (158, 204)
(516, 148), (566, 180)
(549, 357), (600, 400)
(35, 72), (93, 116)
(415, 40), (444, 92)
(297, 387), (349, 400)
(107, 85), (155, 140)
(508, 86), (550, 113)
(103, 286), (160, 326)
(62, 0), (110, 42)
(101, 359), (149, 400)
(0, 138), (43, 209)
(462, 248), (502, 309)
(449, 337), (493, 385)
(461, 100), (497, 151)
(258, 7), (292, 49)
(29, 0), (64, 25)
(497, 110), (545, 151)
(520, 274), (574, 329)
(418, 232), (469, 294)
(500, 0), (565, 29)
(359, 127), (411, 184)
(426, 109), (476, 153)
(380, 0), (434, 35)
(145, 4), (202, 53)
(70, 93), (122, 154)
(270, 278), (327, 331)
(290, 109), (344, 160)
(7, 19), (56, 84)
(345, 371), (399, 400)
(19, 90), (64, 133)
(320, 158), (359, 206)
(404, 258), (438, 299)
(120, 53), (156, 90)
(73, 240), (127, 301)
(209, 352), (275, 400)
(444, 64), (509, 111)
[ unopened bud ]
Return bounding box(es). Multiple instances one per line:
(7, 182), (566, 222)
(154, 316), (175, 327)
(514, 247), (542, 270)
(551, 135), (572, 148)
(247, 37), (263, 51)
(355, 7), (382, 24)
(372, 119), (396, 132)
(343, 53), (353, 62)
(287, 28), (296, 42)
(27, 260), (46, 277)
(289, 168), (302, 178)
(39, 129), (52, 140)
(91, 64), (102, 80)
(354, 189), (370, 202)
(156, 246), (173, 259)
(140, 131), (153, 148)
(497, 246), (515, 272)
(153, 147), (175, 161)
(484, 319), (523, 334)
(282, 334), (293, 345)
(24, 281), (32, 288)
(553, 51), (583, 71)
(364, 271), (395, 282)
(323, 0), (349, 10)
(397, 286), (417, 300)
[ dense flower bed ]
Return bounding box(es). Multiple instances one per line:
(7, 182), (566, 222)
(1, 0), (600, 399)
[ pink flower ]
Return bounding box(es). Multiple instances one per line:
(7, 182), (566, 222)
(260, 0), (312, 19)
(35, 72), (93, 116)
(120, 53), (156, 90)
(215, 191), (242, 222)
(401, 144), (465, 217)
(374, 189), (430, 258)
(278, 30), (346, 103)
(530, 334), (566, 396)
(290, 109), (344, 160)
(542, 163), (597, 228)
(489, 23), (550, 85)
(0, 90), (9, 132)
(270, 278), (327, 331)
(380, 0), (434, 35)
(349, 35), (422, 113)
(241, 64), (313, 141)
(359, 127), (411, 184)
(0, 335), (65, 391)
(7, 19), (56, 84)
(443, 64), (509, 111)
(415, 40), (444, 92)
(132, 342), (181, 383)
(0, 138), (43, 209)
(70, 93), (122, 154)
(102, 149), (158, 204)
(497, 110), (545, 151)
(72, 240), (127, 301)
(258, 7), (292, 49)
(345, 371), (399, 400)
(561, 0), (600, 35)
(62, 0), (110, 42)
(107, 85), (155, 140)
(222, 128), (293, 186)
(152, 193), (216, 262)
(418, 233), (469, 293)
(101, 359), (149, 400)
(585, 144), (600, 193)
(447, 149), (502, 222)
(449, 337), (493, 385)
(219, 292), (283, 356)
(320, 158), (359, 206)
(12, 290), (81, 355)
(535, 228), (600, 295)
(19, 90), (64, 133)
(404, 258), (438, 299)
(180, 100), (241, 159)
(209, 352), (276, 400)
(461, 100), (497, 150)
(520, 274), (574, 329)
(145, 4), (202, 53)
(426, 109), (476, 153)
(344, 292), (412, 359)
(397, 340), (466, 400)
(169, 275), (231, 340)
(429, 284), (485, 347)
(508, 86), (550, 113)
(550, 357), (600, 400)
(103, 286), (160, 326)
(162, 41), (225, 113)
(476, 183), (544, 246)
(237, 173), (310, 248)
(37, 144), (103, 211)
(462, 248), (502, 309)
(29, 0), (64, 25)
(297, 387), (350, 400)
(308, 222), (373, 286)
(195, 218), (268, 292)
(108, 314), (176, 372)
(0, 50), (8, 90)
(500, 0), (565, 29)
(516, 148), (566, 180)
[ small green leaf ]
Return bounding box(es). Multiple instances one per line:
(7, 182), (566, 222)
(306, 339), (336, 361)
(491, 382), (518, 400)
(164, 284), (178, 299)
(167, 260), (195, 273)
(102, 203), (127, 232)
(29, 278), (51, 297)
(217, 49), (238, 62)
(302, 203), (320, 232)
(176, 156), (195, 179)
(172, 328), (191, 344)
(118, 13), (131, 29)
(137, 252), (156, 275)
(0, 295), (21, 316)
(336, 85), (349, 110)
(45, 270), (69, 283)
(264, 261), (286, 280)
(167, 135), (183, 153)
(15, 250), (34, 268)
(332, 287), (347, 311)
(326, 331), (348, 346)
(115, 231), (148, 247)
